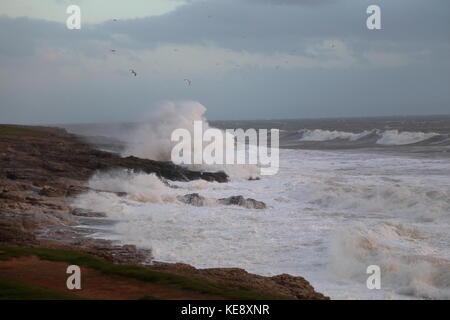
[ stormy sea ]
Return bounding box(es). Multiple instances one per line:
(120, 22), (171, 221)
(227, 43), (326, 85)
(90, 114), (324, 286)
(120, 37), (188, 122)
(63, 103), (450, 300)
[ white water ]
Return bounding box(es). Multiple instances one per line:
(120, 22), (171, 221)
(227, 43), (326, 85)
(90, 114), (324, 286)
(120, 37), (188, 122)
(122, 101), (261, 180)
(376, 130), (440, 145)
(298, 129), (373, 142)
(73, 148), (450, 300)
(298, 128), (440, 145)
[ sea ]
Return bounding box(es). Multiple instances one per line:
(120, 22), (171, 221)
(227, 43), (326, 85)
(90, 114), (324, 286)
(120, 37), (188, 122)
(63, 108), (450, 300)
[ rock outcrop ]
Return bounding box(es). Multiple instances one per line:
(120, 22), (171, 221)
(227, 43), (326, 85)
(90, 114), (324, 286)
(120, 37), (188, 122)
(0, 124), (226, 257)
(218, 195), (267, 209)
(150, 262), (328, 300)
(177, 193), (267, 209)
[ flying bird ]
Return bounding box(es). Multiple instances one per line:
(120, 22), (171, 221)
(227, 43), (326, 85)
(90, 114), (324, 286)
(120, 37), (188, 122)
(130, 69), (137, 76)
(184, 79), (192, 86)
(110, 49), (116, 53)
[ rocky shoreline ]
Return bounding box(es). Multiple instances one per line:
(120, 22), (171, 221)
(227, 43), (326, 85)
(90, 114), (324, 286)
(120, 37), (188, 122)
(0, 124), (328, 300)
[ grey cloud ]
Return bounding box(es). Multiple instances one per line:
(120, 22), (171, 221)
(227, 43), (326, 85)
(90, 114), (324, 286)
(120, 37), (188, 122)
(0, 0), (449, 124)
(93, 0), (450, 55)
(245, 0), (335, 6)
(2, 0), (449, 57)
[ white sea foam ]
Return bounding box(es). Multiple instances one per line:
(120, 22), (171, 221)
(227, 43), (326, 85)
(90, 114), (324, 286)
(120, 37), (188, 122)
(297, 128), (440, 145)
(74, 146), (450, 299)
(298, 129), (373, 141)
(330, 223), (450, 299)
(87, 170), (177, 203)
(376, 130), (439, 145)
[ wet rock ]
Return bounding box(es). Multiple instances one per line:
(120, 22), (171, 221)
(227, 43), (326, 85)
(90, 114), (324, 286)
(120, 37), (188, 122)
(6, 171), (17, 180)
(64, 185), (88, 197)
(0, 124), (229, 250)
(71, 208), (106, 218)
(71, 239), (153, 264)
(119, 156), (228, 183)
(39, 185), (59, 197)
(218, 195), (266, 209)
(178, 193), (266, 209)
(177, 193), (206, 206)
(0, 215), (37, 244)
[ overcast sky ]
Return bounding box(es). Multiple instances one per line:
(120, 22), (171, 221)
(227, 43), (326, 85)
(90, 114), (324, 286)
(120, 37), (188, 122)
(0, 0), (449, 124)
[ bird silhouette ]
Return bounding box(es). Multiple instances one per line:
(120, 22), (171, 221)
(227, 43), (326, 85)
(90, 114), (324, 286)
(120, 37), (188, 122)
(130, 69), (137, 76)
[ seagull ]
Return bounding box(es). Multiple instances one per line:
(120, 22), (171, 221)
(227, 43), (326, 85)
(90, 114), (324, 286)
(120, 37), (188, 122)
(184, 79), (192, 86)
(130, 69), (137, 76)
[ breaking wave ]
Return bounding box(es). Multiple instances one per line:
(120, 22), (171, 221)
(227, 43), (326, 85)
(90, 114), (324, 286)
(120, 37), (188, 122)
(297, 129), (442, 146)
(300, 180), (450, 222)
(330, 222), (450, 299)
(122, 101), (261, 180)
(298, 129), (373, 142)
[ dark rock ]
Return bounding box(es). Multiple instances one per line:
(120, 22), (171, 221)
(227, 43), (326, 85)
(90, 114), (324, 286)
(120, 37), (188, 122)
(6, 172), (17, 180)
(64, 185), (88, 197)
(178, 193), (266, 209)
(218, 195), (266, 209)
(150, 264), (329, 300)
(177, 193), (206, 206)
(39, 185), (59, 197)
(118, 156), (228, 183)
(71, 208), (106, 217)
(0, 216), (37, 244)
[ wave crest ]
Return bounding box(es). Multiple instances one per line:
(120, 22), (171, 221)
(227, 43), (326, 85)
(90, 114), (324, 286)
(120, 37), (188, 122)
(330, 223), (450, 299)
(297, 129), (441, 145)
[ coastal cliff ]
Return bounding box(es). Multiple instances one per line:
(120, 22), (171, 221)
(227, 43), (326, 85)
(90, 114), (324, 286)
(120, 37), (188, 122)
(0, 124), (328, 300)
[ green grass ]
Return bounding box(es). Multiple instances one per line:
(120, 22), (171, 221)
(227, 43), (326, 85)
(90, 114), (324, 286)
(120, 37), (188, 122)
(0, 277), (82, 300)
(0, 246), (287, 300)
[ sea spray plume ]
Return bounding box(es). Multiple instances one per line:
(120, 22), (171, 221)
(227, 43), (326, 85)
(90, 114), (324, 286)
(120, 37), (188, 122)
(123, 101), (261, 180)
(123, 101), (209, 161)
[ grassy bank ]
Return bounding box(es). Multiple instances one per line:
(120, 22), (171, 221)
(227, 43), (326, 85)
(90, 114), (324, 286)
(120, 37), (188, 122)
(0, 246), (285, 300)
(0, 277), (82, 300)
